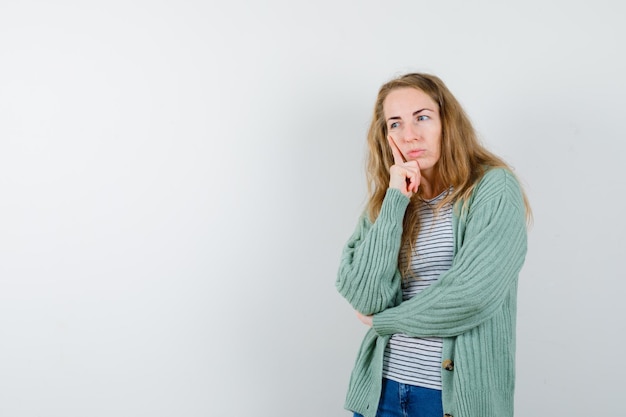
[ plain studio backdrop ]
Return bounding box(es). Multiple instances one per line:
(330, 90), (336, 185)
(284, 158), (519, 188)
(0, 1), (623, 416)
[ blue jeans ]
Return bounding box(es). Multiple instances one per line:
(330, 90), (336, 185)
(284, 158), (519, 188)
(353, 378), (443, 417)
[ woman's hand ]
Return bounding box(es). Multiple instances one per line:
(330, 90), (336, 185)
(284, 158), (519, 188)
(388, 136), (420, 198)
(356, 311), (373, 327)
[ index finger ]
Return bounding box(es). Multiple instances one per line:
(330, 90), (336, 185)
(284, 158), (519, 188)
(387, 136), (406, 164)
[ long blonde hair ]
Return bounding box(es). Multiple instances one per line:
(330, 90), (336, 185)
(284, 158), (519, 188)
(365, 73), (530, 276)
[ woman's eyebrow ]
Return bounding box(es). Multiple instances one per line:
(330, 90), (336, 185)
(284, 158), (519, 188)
(387, 108), (434, 123)
(413, 108), (433, 116)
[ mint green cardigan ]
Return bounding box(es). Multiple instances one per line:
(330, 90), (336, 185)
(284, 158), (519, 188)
(336, 168), (528, 417)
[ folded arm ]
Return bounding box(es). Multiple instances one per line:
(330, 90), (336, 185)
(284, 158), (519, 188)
(372, 170), (528, 337)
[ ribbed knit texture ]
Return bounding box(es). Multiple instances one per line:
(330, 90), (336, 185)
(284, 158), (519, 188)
(336, 168), (527, 417)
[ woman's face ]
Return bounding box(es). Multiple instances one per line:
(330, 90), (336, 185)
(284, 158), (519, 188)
(383, 87), (442, 177)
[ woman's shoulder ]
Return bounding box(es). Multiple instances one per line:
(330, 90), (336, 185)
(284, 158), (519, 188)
(476, 166), (522, 194)
(468, 166), (525, 210)
(480, 166), (517, 184)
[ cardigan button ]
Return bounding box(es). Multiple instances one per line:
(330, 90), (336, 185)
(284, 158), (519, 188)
(442, 359), (454, 371)
(444, 414), (453, 417)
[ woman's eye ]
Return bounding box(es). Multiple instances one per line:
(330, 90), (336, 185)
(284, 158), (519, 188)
(390, 122), (399, 129)
(417, 115), (430, 122)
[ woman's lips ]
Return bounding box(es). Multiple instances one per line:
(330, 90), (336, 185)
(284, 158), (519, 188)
(407, 149), (425, 158)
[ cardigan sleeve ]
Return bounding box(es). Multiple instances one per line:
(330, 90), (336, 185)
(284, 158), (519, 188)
(372, 169), (528, 337)
(335, 188), (410, 315)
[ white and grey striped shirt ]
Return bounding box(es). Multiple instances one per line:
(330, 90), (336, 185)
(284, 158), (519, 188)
(382, 189), (454, 390)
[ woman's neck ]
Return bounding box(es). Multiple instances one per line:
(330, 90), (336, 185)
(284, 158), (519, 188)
(419, 172), (445, 200)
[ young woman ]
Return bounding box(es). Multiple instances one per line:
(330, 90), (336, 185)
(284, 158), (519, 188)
(336, 73), (530, 417)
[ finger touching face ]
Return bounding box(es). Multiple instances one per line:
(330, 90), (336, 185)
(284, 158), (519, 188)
(387, 135), (405, 164)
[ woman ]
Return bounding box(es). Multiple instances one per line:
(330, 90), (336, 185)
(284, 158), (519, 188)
(336, 73), (530, 417)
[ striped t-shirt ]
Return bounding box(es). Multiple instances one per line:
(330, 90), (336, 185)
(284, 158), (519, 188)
(382, 189), (454, 390)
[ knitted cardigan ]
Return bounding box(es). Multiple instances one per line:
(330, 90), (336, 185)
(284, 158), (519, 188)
(336, 168), (527, 417)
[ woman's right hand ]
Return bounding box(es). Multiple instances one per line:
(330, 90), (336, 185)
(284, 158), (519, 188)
(388, 136), (420, 198)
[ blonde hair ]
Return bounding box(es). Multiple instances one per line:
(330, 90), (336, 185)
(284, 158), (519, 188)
(365, 73), (531, 277)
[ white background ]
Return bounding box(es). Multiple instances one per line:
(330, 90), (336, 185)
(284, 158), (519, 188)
(1, 1), (624, 416)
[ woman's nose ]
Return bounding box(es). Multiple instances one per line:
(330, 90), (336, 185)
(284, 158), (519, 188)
(402, 124), (419, 141)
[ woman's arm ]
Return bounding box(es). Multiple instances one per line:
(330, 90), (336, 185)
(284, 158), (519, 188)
(335, 188), (409, 315)
(372, 169), (528, 337)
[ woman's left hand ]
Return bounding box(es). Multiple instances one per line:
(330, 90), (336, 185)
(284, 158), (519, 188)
(356, 311), (373, 327)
